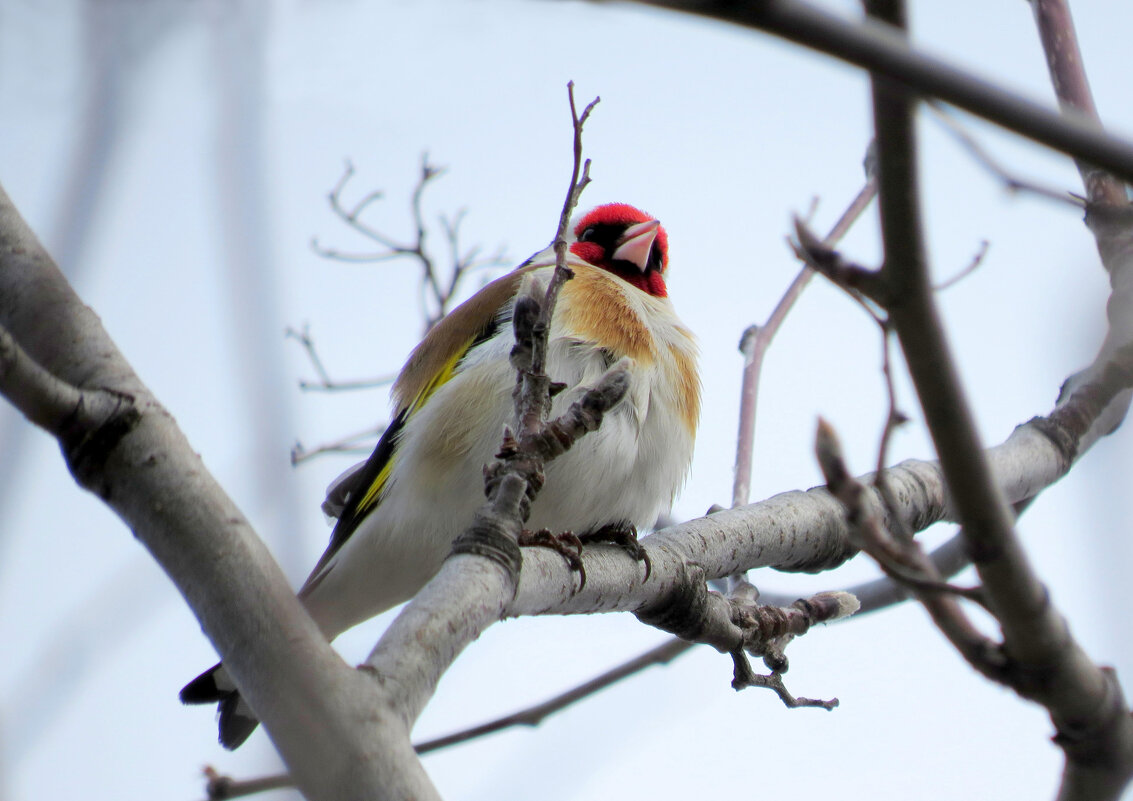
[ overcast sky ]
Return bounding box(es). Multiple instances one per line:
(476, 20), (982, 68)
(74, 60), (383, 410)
(3, 1), (1133, 799)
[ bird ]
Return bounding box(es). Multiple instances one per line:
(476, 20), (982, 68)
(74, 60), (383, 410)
(180, 202), (701, 748)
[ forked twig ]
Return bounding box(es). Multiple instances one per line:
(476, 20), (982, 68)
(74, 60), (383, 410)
(285, 324), (397, 393)
(732, 172), (879, 508)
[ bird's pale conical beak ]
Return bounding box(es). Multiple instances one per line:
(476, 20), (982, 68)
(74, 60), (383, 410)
(612, 219), (660, 272)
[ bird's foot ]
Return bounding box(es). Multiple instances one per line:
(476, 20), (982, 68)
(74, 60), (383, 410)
(519, 528), (587, 589)
(578, 523), (652, 582)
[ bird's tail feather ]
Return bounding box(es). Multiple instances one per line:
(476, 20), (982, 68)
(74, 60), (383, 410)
(180, 662), (260, 749)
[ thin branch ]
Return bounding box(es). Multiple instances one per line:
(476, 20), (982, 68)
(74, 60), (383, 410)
(871, 320), (903, 484)
(285, 324), (397, 393)
(312, 155), (506, 334)
(415, 637), (690, 751)
(729, 650), (838, 710)
(410, 155), (444, 313)
(928, 103), (1084, 208)
(305, 247), (408, 264)
(296, 158), (508, 466)
(299, 376), (396, 392)
(202, 639), (695, 800)
(933, 239), (990, 292)
(732, 173), (878, 508)
(791, 218), (886, 304)
(316, 160), (407, 253)
(290, 424), (386, 466)
(1030, 0), (1128, 206)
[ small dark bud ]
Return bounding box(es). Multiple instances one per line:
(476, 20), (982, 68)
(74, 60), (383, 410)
(763, 651), (789, 674)
(513, 295), (541, 336)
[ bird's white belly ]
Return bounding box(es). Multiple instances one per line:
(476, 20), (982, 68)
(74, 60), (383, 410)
(304, 329), (693, 638)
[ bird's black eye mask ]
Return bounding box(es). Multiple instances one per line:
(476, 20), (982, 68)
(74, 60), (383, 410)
(579, 223), (665, 274)
(577, 223), (620, 248)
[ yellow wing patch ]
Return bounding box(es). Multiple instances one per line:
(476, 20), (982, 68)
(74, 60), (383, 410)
(353, 338), (474, 515)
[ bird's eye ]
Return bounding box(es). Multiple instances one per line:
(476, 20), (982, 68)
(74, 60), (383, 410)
(579, 227), (597, 243)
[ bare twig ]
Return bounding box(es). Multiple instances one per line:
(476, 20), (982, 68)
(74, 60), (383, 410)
(732, 174), (878, 508)
(285, 324), (397, 393)
(201, 638), (694, 800)
(295, 156), (508, 463)
(441, 210), (509, 297)
(790, 219), (885, 305)
(312, 155), (508, 334)
(928, 103), (1083, 208)
(933, 239), (990, 292)
(416, 636), (688, 751)
(514, 82), (598, 441)
(729, 648), (838, 710)
(290, 424), (386, 465)
(815, 419), (1006, 675)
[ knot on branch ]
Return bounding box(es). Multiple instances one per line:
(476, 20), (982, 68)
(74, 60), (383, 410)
(482, 455), (543, 521)
(1026, 414), (1081, 468)
(732, 591), (860, 664)
(450, 479), (525, 582)
(60, 389), (141, 498)
(1037, 342), (1133, 462)
(635, 563), (714, 643)
(1050, 667), (1133, 767)
(1085, 202), (1133, 281)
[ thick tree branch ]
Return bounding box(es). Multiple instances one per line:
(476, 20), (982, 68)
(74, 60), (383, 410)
(503, 403), (1082, 619)
(0, 184), (428, 800)
(809, 3), (1133, 796)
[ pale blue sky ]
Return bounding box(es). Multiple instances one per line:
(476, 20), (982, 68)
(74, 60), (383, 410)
(2, 1), (1132, 799)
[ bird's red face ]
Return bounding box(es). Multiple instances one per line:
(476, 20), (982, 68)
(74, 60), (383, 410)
(570, 203), (670, 297)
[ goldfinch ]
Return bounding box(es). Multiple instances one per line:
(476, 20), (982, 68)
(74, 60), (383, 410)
(181, 202), (700, 748)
